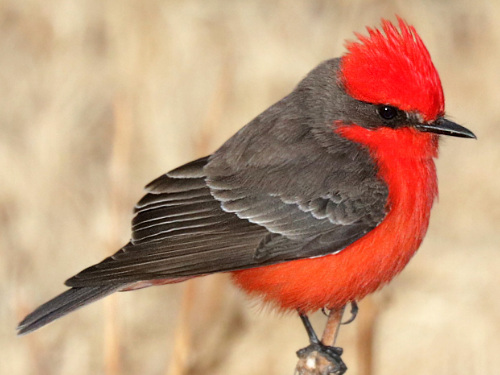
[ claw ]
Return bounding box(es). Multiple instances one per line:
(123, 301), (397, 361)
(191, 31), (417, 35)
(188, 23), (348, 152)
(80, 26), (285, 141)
(341, 301), (358, 325)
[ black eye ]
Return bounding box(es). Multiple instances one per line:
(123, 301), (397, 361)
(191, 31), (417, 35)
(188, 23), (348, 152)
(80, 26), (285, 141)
(377, 105), (398, 120)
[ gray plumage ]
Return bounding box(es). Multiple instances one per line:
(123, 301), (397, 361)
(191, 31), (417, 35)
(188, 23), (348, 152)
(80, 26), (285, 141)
(18, 58), (389, 335)
(17, 285), (124, 335)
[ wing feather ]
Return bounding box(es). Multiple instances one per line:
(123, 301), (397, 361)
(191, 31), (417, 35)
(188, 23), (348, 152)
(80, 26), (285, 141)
(66, 96), (389, 287)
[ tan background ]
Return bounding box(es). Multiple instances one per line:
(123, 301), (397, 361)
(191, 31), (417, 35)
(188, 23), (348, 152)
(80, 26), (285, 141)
(2, 1), (499, 374)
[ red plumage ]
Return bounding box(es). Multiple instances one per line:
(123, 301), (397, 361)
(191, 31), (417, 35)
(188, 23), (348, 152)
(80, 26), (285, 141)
(232, 126), (438, 312)
(340, 17), (444, 121)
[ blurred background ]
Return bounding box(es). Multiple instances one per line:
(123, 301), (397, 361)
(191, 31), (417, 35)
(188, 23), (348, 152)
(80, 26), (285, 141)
(2, 1), (499, 374)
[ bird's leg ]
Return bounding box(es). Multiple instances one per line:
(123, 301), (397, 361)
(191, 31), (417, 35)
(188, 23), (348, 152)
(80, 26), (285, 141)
(341, 300), (358, 325)
(296, 309), (347, 374)
(299, 313), (321, 344)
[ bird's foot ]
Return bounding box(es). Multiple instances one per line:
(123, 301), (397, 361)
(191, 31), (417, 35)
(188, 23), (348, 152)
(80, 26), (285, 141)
(296, 343), (347, 374)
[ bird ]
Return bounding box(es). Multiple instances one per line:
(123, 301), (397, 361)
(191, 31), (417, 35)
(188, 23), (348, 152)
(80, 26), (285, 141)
(18, 17), (475, 373)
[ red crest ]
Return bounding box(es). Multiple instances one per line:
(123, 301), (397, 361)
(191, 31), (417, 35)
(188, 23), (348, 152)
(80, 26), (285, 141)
(340, 17), (444, 122)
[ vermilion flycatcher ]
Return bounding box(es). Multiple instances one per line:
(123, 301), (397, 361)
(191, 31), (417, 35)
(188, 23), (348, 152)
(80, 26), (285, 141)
(18, 18), (475, 373)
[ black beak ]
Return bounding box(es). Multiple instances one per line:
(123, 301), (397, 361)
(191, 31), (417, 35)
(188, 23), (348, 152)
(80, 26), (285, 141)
(415, 118), (476, 139)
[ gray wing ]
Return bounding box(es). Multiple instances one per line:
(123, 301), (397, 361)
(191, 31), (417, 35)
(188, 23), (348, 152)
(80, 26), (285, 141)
(66, 146), (387, 287)
(203, 118), (389, 263)
(66, 93), (388, 287)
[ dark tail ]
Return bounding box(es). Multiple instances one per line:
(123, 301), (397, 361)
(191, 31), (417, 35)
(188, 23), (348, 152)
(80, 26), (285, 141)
(17, 284), (125, 335)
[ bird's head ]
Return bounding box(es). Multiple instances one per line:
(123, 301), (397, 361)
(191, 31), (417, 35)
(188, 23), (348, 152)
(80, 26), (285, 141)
(336, 17), (475, 139)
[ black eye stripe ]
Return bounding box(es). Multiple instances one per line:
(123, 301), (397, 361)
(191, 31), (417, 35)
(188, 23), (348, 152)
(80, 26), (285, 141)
(377, 105), (398, 120)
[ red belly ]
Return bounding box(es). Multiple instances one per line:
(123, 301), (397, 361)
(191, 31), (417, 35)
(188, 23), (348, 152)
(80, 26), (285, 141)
(231, 201), (428, 312)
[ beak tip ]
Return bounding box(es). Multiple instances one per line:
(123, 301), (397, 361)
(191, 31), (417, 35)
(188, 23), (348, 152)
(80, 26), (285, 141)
(417, 118), (476, 139)
(458, 128), (477, 140)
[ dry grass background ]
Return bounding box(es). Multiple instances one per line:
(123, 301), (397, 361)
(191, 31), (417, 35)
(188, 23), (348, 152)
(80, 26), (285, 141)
(2, 1), (499, 374)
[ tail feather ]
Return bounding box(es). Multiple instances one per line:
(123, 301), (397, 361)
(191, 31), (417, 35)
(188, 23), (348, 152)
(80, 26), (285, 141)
(17, 285), (125, 335)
